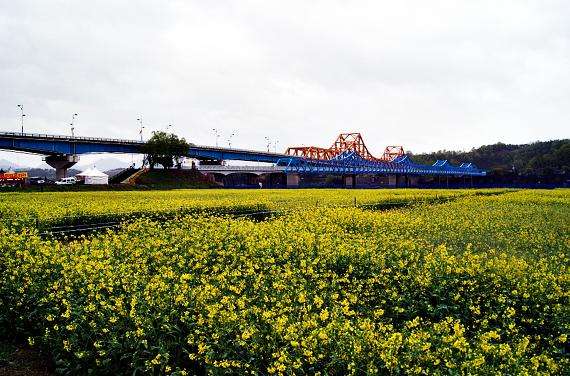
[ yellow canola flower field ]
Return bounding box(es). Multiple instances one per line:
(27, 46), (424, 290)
(0, 189), (568, 375)
(0, 188), (508, 230)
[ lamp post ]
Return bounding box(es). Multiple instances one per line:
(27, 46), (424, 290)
(17, 104), (25, 133)
(212, 128), (220, 147)
(227, 132), (235, 148)
(273, 140), (279, 153)
(264, 136), (271, 152)
(137, 117), (144, 141)
(70, 113), (78, 137)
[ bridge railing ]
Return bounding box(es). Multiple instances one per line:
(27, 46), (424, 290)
(189, 144), (289, 157)
(0, 131), (143, 144)
(195, 165), (286, 172)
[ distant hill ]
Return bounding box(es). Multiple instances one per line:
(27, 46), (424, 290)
(23, 168), (81, 180)
(411, 139), (570, 176)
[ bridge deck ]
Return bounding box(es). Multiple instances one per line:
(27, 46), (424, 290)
(0, 131), (288, 162)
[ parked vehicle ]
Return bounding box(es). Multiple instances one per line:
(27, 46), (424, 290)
(55, 177), (77, 185)
(29, 176), (47, 185)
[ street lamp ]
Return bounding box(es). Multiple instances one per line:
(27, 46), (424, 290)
(264, 136), (271, 152)
(17, 104), (25, 133)
(227, 132), (235, 148)
(137, 117), (144, 141)
(70, 113), (78, 137)
(212, 128), (220, 147)
(273, 140), (279, 153)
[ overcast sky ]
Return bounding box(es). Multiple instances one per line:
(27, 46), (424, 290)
(1, 0), (569, 167)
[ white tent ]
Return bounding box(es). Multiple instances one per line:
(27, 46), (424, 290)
(76, 167), (109, 185)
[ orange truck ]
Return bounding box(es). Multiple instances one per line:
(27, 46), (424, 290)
(0, 171), (28, 185)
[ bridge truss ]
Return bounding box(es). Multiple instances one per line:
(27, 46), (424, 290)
(286, 132), (405, 161)
(281, 133), (485, 176)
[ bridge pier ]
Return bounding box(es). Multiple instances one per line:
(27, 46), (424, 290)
(343, 174), (356, 188)
(408, 175), (419, 187)
(286, 173), (300, 188)
(45, 154), (79, 180)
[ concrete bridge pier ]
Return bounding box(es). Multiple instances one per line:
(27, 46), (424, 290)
(343, 174), (356, 188)
(286, 173), (300, 188)
(45, 154), (79, 180)
(408, 175), (419, 187)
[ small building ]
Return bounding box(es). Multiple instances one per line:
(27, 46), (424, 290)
(76, 167), (109, 185)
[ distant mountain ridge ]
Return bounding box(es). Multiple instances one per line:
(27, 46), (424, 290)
(2, 168), (79, 180)
(1, 157), (131, 174)
(75, 157), (131, 171)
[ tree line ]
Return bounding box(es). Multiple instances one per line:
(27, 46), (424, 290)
(411, 139), (569, 178)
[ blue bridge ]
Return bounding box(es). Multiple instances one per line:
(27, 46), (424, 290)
(277, 152), (484, 176)
(0, 131), (485, 184)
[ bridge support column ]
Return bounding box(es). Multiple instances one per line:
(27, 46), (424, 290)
(286, 173), (300, 188)
(408, 176), (419, 187)
(344, 174), (356, 188)
(45, 154), (79, 180)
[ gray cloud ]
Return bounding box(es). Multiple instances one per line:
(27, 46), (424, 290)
(1, 0), (569, 166)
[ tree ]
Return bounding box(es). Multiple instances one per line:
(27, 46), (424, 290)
(142, 131), (190, 170)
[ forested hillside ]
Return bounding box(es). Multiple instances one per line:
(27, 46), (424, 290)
(412, 139), (569, 176)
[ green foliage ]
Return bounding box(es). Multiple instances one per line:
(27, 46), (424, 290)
(142, 131), (190, 170)
(0, 189), (568, 374)
(412, 139), (570, 176)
